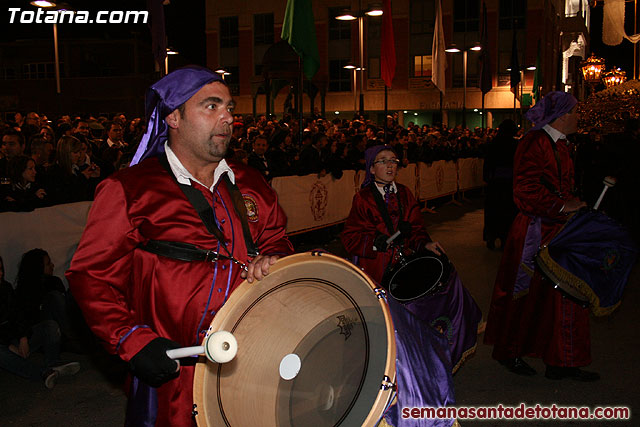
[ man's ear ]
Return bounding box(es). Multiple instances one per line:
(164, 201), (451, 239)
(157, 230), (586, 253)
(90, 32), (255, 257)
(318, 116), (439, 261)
(166, 110), (180, 129)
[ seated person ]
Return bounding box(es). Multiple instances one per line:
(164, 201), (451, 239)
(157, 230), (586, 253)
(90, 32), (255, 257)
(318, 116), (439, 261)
(0, 255), (79, 389)
(341, 145), (482, 372)
(2, 155), (48, 212)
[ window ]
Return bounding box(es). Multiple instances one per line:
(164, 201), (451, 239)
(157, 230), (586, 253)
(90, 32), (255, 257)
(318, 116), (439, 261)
(329, 59), (351, 92)
(410, 0), (434, 35)
(453, 0), (479, 33)
(329, 7), (351, 41)
(22, 63), (55, 79)
(413, 55), (432, 77)
(220, 16), (239, 48)
(254, 13), (274, 45)
(499, 0), (526, 30)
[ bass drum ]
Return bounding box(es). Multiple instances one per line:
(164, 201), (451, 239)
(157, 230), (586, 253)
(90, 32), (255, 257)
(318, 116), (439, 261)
(193, 252), (396, 427)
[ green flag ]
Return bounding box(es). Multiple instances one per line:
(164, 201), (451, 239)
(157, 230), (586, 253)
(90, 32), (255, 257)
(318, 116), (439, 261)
(281, 0), (320, 79)
(533, 40), (541, 102)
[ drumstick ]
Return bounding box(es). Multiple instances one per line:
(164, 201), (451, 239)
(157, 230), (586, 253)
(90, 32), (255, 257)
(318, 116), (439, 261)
(166, 330), (238, 363)
(385, 230), (402, 245)
(593, 176), (616, 211)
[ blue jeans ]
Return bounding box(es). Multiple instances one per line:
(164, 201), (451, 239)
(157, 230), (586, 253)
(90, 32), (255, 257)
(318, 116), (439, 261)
(0, 319), (61, 380)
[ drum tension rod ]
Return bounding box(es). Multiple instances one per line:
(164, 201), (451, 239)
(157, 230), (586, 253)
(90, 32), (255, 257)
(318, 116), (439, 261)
(381, 375), (396, 391)
(374, 288), (388, 301)
(192, 404), (198, 417)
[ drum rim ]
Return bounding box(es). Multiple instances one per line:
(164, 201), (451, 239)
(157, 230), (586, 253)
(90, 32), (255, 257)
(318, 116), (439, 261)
(193, 252), (397, 427)
(388, 255), (446, 302)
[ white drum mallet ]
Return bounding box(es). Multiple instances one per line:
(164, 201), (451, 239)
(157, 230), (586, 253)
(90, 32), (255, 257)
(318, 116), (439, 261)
(166, 330), (238, 363)
(593, 176), (616, 211)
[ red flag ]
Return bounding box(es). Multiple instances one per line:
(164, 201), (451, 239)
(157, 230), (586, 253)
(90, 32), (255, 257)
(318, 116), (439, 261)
(381, 0), (396, 87)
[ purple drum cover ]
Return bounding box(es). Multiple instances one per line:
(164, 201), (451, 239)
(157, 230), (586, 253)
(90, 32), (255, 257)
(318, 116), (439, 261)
(537, 210), (638, 315)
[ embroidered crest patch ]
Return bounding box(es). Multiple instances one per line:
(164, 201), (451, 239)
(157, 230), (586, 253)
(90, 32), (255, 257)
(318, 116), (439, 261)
(243, 195), (259, 222)
(309, 181), (328, 221)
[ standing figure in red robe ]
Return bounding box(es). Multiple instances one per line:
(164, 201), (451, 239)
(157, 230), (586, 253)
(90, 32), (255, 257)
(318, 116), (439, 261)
(66, 67), (293, 426)
(484, 91), (599, 381)
(341, 145), (481, 372)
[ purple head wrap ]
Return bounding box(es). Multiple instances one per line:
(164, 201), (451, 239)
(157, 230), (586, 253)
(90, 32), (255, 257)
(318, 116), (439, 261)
(361, 145), (397, 188)
(525, 91), (577, 130)
(131, 66), (224, 165)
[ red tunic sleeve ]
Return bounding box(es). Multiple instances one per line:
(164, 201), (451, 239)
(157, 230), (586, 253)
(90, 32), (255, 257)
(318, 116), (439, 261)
(67, 177), (158, 361)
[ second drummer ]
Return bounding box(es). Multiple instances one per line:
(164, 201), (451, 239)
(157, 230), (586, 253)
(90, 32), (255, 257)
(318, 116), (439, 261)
(483, 91), (598, 381)
(341, 145), (481, 372)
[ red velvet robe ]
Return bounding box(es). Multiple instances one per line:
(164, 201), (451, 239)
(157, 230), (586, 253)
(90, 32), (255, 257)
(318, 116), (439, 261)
(341, 183), (431, 283)
(66, 157), (293, 426)
(484, 129), (591, 367)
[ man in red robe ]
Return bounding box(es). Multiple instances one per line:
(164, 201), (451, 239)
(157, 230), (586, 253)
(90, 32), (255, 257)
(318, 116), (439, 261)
(484, 91), (599, 381)
(66, 66), (293, 426)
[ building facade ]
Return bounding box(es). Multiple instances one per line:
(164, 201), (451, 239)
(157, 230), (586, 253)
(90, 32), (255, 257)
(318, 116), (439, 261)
(205, 0), (591, 127)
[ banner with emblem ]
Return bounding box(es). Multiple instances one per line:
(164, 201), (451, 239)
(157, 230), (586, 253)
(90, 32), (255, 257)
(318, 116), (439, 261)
(418, 160), (457, 201)
(271, 170), (357, 234)
(457, 158), (485, 191)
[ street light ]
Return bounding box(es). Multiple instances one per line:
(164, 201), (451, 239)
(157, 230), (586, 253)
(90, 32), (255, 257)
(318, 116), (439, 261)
(165, 48), (178, 75)
(215, 68), (231, 81)
(445, 43), (482, 128)
(335, 4), (383, 116)
(31, 1), (61, 94)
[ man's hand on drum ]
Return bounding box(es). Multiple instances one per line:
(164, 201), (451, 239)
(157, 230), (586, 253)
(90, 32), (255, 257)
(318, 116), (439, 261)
(242, 255), (280, 283)
(562, 199), (587, 213)
(425, 241), (445, 256)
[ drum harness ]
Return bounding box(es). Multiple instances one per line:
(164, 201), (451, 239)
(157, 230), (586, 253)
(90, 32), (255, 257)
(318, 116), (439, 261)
(138, 154), (259, 272)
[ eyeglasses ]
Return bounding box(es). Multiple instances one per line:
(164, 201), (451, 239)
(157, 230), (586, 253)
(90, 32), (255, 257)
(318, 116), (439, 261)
(373, 158), (400, 166)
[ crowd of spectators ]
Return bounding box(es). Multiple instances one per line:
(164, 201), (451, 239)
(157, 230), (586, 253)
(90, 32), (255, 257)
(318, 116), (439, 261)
(2, 109), (637, 243)
(1, 110), (496, 212)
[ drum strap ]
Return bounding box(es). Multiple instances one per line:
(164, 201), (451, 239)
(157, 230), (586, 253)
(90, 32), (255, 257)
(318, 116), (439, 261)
(369, 182), (403, 236)
(541, 131), (563, 195)
(155, 153), (260, 258)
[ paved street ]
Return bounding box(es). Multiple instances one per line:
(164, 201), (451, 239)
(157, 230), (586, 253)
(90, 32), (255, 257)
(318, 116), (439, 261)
(1, 193), (637, 426)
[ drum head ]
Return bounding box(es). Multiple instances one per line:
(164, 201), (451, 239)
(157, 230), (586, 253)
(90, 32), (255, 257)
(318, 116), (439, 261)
(385, 252), (451, 302)
(193, 252), (396, 427)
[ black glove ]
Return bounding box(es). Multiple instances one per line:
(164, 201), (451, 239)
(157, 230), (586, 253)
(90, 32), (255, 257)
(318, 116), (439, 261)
(373, 233), (390, 252)
(398, 220), (412, 237)
(129, 337), (181, 388)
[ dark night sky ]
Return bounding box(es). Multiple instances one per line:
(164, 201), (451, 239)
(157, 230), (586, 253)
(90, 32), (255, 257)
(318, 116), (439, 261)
(1, 0), (206, 66)
(587, 1), (638, 76)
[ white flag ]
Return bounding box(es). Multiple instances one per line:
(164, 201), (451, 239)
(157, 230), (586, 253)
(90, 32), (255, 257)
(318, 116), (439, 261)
(432, 0), (447, 94)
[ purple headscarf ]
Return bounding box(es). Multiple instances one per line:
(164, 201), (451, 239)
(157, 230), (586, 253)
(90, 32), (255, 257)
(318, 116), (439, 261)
(525, 91), (577, 130)
(131, 66), (223, 165)
(361, 145), (397, 188)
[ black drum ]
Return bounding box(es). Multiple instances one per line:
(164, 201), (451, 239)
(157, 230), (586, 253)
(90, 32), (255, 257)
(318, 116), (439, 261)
(382, 250), (452, 302)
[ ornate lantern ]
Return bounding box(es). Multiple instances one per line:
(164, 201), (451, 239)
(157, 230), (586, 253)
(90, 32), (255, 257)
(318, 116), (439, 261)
(580, 53), (605, 88)
(602, 68), (626, 88)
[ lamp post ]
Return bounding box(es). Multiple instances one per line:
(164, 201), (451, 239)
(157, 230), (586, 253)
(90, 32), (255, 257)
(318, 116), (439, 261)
(165, 48), (178, 75)
(31, 1), (61, 94)
(580, 53), (605, 95)
(445, 43), (481, 128)
(336, 3), (383, 116)
(343, 63), (357, 115)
